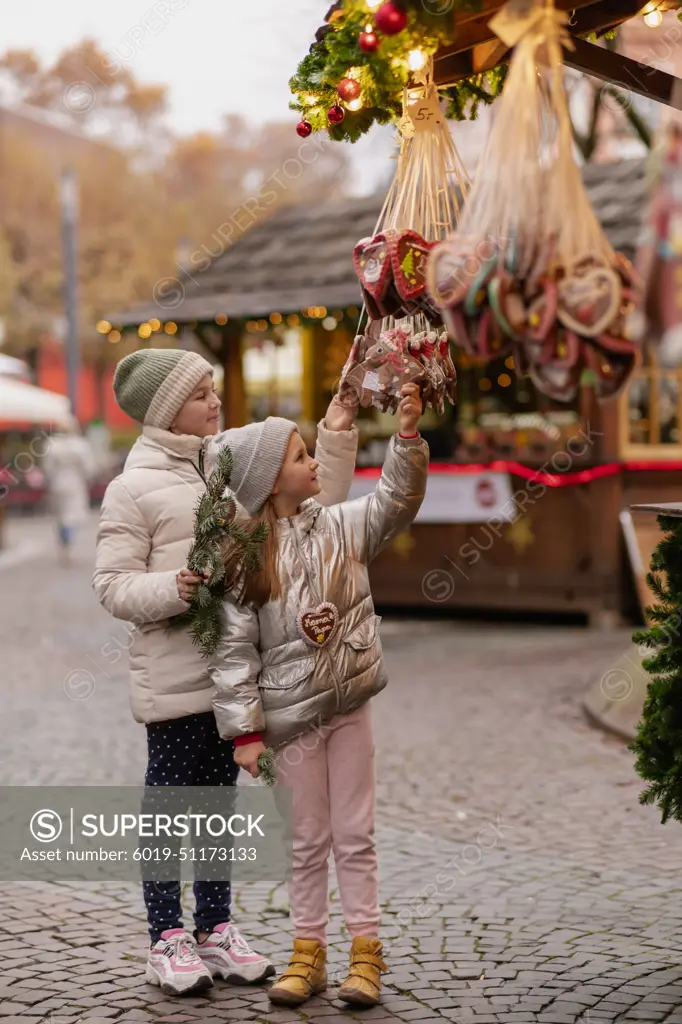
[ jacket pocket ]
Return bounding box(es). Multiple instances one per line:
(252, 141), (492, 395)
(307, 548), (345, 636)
(259, 654), (316, 690)
(343, 615), (382, 651)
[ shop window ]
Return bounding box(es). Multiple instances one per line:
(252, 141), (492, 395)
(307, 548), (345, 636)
(620, 347), (682, 457)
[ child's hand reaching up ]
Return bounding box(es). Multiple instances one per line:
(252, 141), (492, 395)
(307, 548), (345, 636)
(398, 383), (422, 437)
(324, 394), (357, 432)
(234, 740), (268, 780)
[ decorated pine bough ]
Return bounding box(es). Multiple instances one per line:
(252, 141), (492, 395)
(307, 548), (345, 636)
(338, 65), (467, 414)
(426, 1), (641, 403)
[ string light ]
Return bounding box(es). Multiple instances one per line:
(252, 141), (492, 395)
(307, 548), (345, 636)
(270, 312), (283, 325)
(644, 9), (663, 26)
(479, 378), (492, 392)
(96, 320), (111, 334)
(165, 322), (178, 335)
(287, 314), (300, 327)
(149, 318), (161, 332)
(323, 317), (338, 331)
(498, 374), (512, 388)
(408, 49), (427, 72)
(138, 324), (152, 339)
(246, 320), (258, 333)
(215, 313), (228, 325)
(347, 98), (363, 111)
(366, 0), (382, 8)
(108, 329), (121, 343)
(257, 319), (268, 332)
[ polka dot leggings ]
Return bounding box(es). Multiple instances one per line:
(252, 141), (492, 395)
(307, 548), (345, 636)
(143, 711), (239, 943)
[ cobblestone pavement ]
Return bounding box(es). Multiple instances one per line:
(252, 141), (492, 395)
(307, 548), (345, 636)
(2, 514), (682, 1024)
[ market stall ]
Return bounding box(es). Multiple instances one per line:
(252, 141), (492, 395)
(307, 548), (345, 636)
(106, 0), (682, 624)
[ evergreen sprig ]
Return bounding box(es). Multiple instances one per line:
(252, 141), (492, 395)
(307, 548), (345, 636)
(289, 0), (505, 144)
(630, 515), (682, 824)
(169, 445), (269, 659)
(258, 748), (278, 788)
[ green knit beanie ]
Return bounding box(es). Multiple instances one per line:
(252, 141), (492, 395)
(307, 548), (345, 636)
(113, 349), (214, 429)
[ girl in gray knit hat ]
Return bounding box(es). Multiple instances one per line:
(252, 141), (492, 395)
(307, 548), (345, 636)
(93, 348), (360, 997)
(210, 383), (429, 1011)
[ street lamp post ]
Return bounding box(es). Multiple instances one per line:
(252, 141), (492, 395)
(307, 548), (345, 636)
(60, 169), (80, 418)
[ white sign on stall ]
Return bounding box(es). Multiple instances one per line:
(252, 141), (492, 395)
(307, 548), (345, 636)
(349, 470), (517, 525)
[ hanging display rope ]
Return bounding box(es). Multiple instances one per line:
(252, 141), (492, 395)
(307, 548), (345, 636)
(426, 0), (642, 405)
(338, 60), (466, 415)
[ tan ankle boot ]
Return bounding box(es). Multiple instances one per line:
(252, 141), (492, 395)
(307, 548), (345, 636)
(337, 936), (387, 1007)
(268, 938), (327, 1007)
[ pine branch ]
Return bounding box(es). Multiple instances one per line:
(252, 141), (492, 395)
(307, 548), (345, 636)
(167, 443), (269, 659)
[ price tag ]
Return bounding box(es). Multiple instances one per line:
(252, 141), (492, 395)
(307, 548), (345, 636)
(406, 92), (443, 134)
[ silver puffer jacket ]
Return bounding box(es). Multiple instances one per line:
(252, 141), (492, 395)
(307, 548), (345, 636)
(210, 434), (429, 750)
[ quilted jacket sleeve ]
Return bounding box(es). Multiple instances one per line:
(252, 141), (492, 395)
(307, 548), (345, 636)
(338, 434), (429, 565)
(210, 600), (265, 741)
(314, 419), (359, 507)
(92, 478), (189, 624)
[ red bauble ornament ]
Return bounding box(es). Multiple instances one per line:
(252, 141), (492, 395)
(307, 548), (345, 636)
(328, 104), (345, 125)
(375, 1), (407, 35)
(296, 120), (313, 138)
(338, 77), (362, 102)
(358, 30), (380, 53)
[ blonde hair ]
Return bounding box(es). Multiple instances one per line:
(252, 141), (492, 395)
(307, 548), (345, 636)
(240, 500), (282, 607)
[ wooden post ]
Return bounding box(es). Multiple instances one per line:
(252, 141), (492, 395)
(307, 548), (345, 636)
(220, 323), (247, 428)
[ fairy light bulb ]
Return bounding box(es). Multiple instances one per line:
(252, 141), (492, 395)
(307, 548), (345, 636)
(408, 49), (427, 72)
(644, 9), (663, 26)
(366, 0), (382, 8)
(347, 98), (363, 111)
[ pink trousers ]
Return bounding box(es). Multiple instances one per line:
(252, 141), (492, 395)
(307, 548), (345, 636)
(276, 701), (379, 944)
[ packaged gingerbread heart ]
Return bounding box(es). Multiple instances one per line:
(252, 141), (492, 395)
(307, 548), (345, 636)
(338, 317), (456, 415)
(426, 0), (641, 403)
(342, 61), (468, 418)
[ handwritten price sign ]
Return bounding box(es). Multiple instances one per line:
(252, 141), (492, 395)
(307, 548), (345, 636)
(406, 92), (443, 134)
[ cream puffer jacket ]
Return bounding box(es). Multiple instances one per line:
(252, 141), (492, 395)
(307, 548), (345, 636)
(210, 435), (429, 751)
(93, 421), (359, 725)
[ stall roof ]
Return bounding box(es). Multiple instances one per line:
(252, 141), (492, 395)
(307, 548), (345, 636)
(109, 158), (647, 327)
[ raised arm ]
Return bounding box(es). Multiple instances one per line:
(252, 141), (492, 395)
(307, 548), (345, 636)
(210, 599), (265, 743)
(339, 433), (429, 565)
(92, 479), (189, 623)
(314, 396), (359, 507)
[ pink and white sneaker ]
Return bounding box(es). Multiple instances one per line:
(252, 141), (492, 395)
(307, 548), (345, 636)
(197, 922), (275, 984)
(145, 928), (214, 996)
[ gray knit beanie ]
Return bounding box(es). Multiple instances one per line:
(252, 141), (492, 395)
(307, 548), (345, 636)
(220, 417), (299, 516)
(113, 349), (214, 429)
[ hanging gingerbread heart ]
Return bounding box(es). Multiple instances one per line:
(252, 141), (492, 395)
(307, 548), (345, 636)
(526, 278), (558, 342)
(296, 603), (340, 649)
(391, 230), (435, 304)
(353, 233), (394, 318)
(557, 262), (622, 338)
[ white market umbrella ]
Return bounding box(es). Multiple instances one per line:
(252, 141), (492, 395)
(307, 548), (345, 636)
(0, 376), (72, 428)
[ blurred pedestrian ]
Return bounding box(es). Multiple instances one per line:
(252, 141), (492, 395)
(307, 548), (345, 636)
(211, 384), (428, 1010)
(43, 417), (95, 565)
(93, 348), (359, 997)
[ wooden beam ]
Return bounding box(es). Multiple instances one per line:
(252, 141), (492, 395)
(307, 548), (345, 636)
(434, 21), (682, 114)
(565, 38), (682, 110)
(438, 0), (635, 64)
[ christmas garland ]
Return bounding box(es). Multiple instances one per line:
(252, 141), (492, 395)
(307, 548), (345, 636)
(631, 514), (682, 824)
(289, 0), (506, 144)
